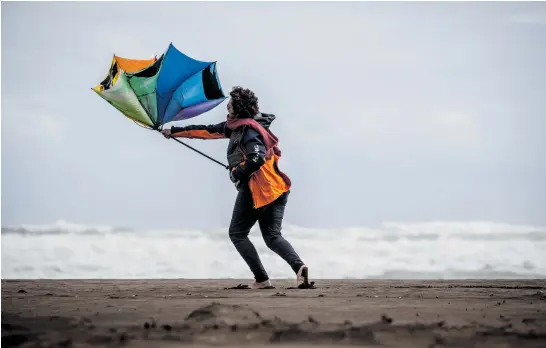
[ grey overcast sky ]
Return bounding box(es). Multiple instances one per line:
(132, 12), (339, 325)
(2, 2), (545, 230)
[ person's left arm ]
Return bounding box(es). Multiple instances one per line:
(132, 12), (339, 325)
(230, 128), (267, 183)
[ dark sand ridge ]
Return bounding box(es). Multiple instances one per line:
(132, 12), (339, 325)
(2, 279), (546, 347)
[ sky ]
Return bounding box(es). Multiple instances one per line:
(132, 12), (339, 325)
(2, 1), (546, 230)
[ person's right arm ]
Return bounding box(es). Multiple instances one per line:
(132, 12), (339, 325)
(164, 121), (230, 139)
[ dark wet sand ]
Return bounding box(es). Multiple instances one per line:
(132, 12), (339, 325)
(2, 279), (546, 347)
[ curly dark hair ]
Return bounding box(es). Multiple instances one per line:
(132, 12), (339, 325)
(229, 86), (259, 119)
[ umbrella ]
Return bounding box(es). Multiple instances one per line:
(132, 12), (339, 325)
(92, 43), (228, 168)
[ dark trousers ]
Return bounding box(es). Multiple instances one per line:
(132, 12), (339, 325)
(228, 189), (304, 282)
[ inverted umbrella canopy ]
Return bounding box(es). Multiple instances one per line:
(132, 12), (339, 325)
(92, 43), (227, 130)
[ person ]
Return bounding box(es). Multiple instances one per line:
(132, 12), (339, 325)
(161, 86), (311, 289)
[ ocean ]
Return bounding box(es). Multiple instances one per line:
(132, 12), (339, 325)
(2, 220), (545, 279)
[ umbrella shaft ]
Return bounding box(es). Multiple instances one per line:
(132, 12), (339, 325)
(170, 137), (229, 169)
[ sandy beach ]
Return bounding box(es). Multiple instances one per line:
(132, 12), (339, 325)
(2, 279), (545, 347)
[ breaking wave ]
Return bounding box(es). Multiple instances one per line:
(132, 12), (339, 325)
(2, 220), (546, 279)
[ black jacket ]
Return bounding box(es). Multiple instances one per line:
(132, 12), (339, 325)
(169, 114), (276, 183)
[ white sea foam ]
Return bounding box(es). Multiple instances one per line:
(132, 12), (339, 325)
(2, 220), (545, 279)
